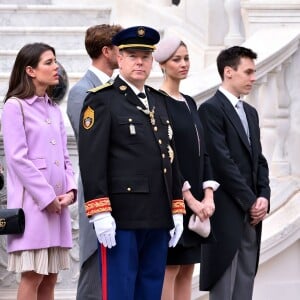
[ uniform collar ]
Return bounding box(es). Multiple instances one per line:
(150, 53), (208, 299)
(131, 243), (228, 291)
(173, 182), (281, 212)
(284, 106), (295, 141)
(119, 74), (146, 95)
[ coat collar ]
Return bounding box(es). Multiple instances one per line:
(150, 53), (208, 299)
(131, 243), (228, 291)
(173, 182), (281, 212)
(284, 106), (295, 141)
(216, 90), (252, 153)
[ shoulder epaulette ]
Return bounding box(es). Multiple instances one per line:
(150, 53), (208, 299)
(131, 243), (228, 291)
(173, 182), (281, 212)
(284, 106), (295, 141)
(88, 82), (113, 93)
(145, 85), (166, 96)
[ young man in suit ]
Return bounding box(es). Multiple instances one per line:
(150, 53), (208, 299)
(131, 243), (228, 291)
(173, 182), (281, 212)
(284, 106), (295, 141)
(66, 24), (122, 300)
(198, 46), (271, 300)
(78, 26), (185, 300)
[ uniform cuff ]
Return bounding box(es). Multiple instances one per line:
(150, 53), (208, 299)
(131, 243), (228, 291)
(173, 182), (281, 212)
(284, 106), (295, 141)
(172, 199), (186, 214)
(85, 197), (112, 216)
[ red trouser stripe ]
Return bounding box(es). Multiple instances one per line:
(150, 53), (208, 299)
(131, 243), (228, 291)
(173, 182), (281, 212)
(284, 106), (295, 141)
(101, 245), (108, 300)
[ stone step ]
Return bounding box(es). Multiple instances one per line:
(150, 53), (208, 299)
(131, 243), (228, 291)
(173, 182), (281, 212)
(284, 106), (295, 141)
(0, 0), (51, 3)
(0, 5), (110, 27)
(0, 27), (87, 50)
(0, 50), (90, 74)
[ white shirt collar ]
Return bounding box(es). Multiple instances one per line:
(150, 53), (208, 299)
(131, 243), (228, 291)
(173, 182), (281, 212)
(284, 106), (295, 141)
(219, 86), (240, 108)
(88, 65), (111, 84)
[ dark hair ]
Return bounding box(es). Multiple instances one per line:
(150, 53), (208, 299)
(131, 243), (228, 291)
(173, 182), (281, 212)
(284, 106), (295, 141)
(4, 43), (56, 102)
(85, 24), (122, 59)
(217, 46), (257, 80)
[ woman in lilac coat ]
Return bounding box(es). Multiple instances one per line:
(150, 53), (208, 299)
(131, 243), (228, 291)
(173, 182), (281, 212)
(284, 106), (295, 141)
(1, 43), (77, 300)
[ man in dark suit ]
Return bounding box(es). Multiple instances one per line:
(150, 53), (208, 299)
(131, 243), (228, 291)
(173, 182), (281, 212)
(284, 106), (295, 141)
(78, 26), (185, 300)
(198, 46), (271, 300)
(67, 24), (122, 300)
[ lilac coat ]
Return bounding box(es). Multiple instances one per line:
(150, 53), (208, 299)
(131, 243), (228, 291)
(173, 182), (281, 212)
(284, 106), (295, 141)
(1, 95), (77, 253)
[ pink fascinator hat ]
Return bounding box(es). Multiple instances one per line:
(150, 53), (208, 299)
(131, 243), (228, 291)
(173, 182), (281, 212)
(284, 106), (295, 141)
(153, 35), (182, 63)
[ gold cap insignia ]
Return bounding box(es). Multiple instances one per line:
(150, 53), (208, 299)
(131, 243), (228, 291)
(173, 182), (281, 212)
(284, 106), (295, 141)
(83, 106), (94, 130)
(119, 85), (127, 91)
(137, 27), (145, 37)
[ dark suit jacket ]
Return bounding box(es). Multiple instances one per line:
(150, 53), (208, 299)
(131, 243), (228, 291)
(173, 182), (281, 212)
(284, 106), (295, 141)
(67, 69), (101, 268)
(198, 90), (270, 290)
(79, 76), (183, 229)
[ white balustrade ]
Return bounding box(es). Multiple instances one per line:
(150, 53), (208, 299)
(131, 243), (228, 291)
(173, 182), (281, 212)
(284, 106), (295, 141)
(224, 0), (245, 46)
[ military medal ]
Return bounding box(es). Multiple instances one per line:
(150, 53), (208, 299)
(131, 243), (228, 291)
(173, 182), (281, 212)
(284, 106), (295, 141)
(168, 145), (174, 163)
(168, 124), (173, 140)
(149, 107), (156, 126)
(136, 105), (156, 127)
(129, 124), (136, 135)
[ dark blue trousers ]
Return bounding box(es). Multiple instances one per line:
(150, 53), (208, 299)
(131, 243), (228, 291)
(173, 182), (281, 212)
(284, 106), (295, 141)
(99, 229), (169, 300)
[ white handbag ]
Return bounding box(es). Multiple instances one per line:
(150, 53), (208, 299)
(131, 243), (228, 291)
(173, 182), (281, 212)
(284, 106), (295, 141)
(188, 214), (211, 238)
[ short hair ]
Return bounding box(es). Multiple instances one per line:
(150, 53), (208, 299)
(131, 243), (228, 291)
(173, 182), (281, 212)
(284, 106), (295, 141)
(85, 24), (122, 59)
(4, 43), (56, 102)
(217, 46), (257, 80)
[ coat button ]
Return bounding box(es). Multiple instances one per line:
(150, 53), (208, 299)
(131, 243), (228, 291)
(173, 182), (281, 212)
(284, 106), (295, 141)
(127, 187), (132, 192)
(158, 139), (162, 144)
(163, 168), (167, 174)
(162, 153), (166, 158)
(50, 139), (56, 145)
(128, 118), (132, 122)
(154, 126), (158, 131)
(55, 160), (60, 166)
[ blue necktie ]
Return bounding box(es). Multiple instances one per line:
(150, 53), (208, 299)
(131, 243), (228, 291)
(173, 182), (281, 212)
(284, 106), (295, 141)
(236, 100), (250, 143)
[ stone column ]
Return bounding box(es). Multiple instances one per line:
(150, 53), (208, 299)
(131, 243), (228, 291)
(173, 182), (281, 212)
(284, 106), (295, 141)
(224, 0), (245, 46)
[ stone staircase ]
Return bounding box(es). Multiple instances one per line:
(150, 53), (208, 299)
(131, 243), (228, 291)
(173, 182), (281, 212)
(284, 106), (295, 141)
(0, 1), (112, 298)
(0, 2), (111, 102)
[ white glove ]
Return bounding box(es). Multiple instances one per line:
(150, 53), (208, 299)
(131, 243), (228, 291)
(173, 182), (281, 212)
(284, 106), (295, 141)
(169, 213), (184, 247)
(90, 212), (116, 248)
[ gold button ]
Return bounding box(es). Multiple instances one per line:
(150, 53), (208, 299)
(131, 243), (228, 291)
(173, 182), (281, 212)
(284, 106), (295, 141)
(154, 126), (158, 131)
(158, 139), (162, 144)
(163, 168), (167, 174)
(162, 153), (165, 158)
(127, 187), (132, 192)
(128, 118), (132, 122)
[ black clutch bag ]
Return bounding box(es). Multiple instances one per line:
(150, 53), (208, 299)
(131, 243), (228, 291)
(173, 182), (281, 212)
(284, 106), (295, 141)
(0, 172), (4, 190)
(0, 208), (25, 235)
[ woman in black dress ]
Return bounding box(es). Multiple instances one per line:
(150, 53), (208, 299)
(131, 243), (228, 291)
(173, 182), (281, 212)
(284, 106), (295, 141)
(154, 36), (219, 300)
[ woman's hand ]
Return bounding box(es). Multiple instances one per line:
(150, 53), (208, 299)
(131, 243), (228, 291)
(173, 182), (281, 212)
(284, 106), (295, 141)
(183, 189), (206, 221)
(46, 197), (61, 214)
(201, 188), (215, 218)
(58, 191), (75, 207)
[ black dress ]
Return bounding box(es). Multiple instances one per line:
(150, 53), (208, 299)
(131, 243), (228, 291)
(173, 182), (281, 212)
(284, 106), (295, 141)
(164, 93), (215, 265)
